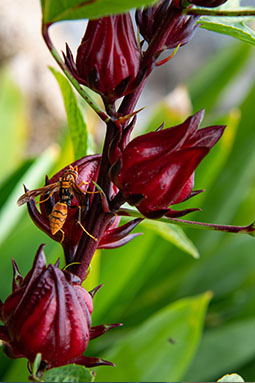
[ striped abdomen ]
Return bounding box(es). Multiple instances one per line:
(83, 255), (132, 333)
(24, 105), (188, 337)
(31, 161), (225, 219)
(49, 202), (68, 235)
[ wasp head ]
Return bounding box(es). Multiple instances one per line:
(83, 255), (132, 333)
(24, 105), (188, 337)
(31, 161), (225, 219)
(65, 165), (78, 181)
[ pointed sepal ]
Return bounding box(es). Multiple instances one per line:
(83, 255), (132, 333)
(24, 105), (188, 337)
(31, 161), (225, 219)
(11, 259), (23, 291)
(89, 284), (104, 298)
(73, 355), (115, 367)
(89, 323), (123, 340)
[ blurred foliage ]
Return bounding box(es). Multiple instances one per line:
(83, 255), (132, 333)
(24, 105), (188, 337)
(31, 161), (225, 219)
(50, 68), (88, 160)
(41, 0), (155, 24)
(0, 68), (27, 184)
(0, 24), (254, 383)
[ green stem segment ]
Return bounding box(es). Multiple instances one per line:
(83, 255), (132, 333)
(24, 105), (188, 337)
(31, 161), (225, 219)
(117, 208), (255, 236)
(183, 8), (255, 17)
(42, 23), (110, 123)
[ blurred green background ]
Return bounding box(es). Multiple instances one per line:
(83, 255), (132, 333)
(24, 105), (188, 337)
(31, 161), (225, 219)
(0, 16), (254, 383)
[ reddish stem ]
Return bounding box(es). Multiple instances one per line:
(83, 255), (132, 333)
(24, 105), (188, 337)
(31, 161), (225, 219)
(70, 122), (117, 279)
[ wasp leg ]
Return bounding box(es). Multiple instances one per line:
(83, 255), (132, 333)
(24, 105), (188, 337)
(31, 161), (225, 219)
(86, 190), (100, 194)
(78, 181), (89, 187)
(72, 205), (98, 241)
(79, 221), (98, 241)
(37, 192), (54, 204)
(77, 181), (100, 194)
(59, 229), (65, 243)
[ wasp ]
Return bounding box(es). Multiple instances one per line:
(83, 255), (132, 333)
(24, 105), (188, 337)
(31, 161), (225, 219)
(17, 165), (97, 242)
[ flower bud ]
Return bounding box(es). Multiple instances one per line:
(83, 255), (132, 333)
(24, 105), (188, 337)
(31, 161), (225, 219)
(24, 155), (101, 262)
(64, 14), (140, 104)
(19, 155), (140, 261)
(0, 245), (120, 370)
(110, 110), (226, 218)
(135, 1), (199, 50)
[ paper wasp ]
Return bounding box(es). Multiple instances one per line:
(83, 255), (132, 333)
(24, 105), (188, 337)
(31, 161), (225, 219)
(17, 165), (97, 242)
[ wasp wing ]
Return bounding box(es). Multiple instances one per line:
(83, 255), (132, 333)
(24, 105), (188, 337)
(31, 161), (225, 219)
(72, 183), (88, 205)
(17, 182), (60, 206)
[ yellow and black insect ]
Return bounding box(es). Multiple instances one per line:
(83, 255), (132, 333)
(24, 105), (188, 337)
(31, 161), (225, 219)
(17, 165), (97, 242)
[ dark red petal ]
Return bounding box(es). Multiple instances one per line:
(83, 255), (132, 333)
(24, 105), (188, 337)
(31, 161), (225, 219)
(120, 110), (204, 170)
(99, 218), (143, 246)
(171, 173), (194, 205)
(165, 207), (201, 218)
(0, 325), (10, 342)
(0, 299), (3, 321)
(89, 323), (122, 340)
(184, 125), (226, 149)
(120, 116), (137, 152)
(120, 146), (207, 200)
(188, 0), (228, 7)
(181, 189), (205, 202)
(98, 233), (143, 249)
(50, 155), (101, 186)
(72, 355), (115, 367)
(166, 15), (200, 49)
(2, 342), (25, 359)
(89, 284), (104, 298)
(76, 15), (140, 101)
(22, 244), (47, 287)
(136, 147), (209, 213)
(11, 259), (23, 291)
(63, 43), (87, 86)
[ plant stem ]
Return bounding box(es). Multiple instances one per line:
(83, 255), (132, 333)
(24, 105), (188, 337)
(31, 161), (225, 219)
(42, 23), (110, 123)
(71, 121), (118, 280)
(183, 8), (255, 17)
(119, 7), (182, 117)
(117, 208), (255, 236)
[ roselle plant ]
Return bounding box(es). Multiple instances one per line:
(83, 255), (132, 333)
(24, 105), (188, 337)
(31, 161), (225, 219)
(0, 0), (255, 381)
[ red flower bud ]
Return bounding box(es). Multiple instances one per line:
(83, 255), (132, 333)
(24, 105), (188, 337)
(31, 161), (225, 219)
(19, 155), (140, 262)
(135, 1), (199, 50)
(111, 110), (226, 218)
(23, 155), (102, 262)
(0, 245), (120, 370)
(64, 14), (140, 104)
(187, 0), (228, 7)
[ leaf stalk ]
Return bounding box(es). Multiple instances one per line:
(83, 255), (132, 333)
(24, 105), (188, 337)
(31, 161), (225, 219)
(117, 208), (255, 236)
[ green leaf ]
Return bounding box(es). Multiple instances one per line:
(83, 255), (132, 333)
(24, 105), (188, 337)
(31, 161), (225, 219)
(0, 145), (59, 246)
(217, 373), (245, 382)
(95, 292), (212, 382)
(50, 67), (88, 160)
(199, 15), (255, 47)
(41, 0), (155, 24)
(1, 357), (28, 383)
(184, 318), (255, 381)
(0, 159), (33, 210)
(0, 68), (27, 183)
(142, 220), (199, 259)
(43, 364), (94, 382)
